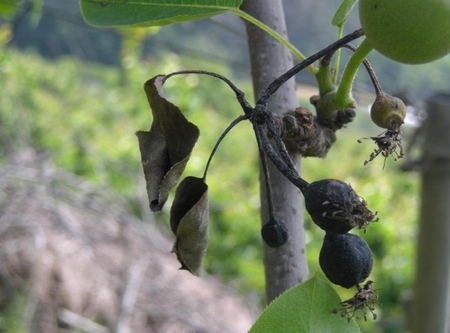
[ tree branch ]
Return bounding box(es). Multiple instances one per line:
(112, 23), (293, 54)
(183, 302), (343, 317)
(241, 0), (309, 304)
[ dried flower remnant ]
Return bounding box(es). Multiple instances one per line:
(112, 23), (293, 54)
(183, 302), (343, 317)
(333, 280), (380, 322)
(358, 129), (404, 168)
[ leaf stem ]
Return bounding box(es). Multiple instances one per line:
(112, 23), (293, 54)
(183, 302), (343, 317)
(332, 24), (345, 84)
(164, 69), (254, 115)
(343, 44), (383, 96)
(202, 115), (249, 180)
(254, 130), (275, 215)
(256, 29), (364, 107)
(315, 60), (335, 97)
(231, 8), (318, 75)
(334, 38), (374, 106)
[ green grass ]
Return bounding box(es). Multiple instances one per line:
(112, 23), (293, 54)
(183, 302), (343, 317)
(0, 47), (419, 332)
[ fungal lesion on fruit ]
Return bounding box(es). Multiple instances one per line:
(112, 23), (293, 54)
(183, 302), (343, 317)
(358, 129), (404, 168)
(333, 280), (380, 323)
(321, 196), (378, 232)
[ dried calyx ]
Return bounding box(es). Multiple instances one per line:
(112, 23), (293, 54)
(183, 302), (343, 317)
(303, 179), (377, 233)
(333, 280), (379, 322)
(358, 129), (404, 167)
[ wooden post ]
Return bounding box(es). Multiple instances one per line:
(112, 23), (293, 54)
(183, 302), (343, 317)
(412, 93), (450, 333)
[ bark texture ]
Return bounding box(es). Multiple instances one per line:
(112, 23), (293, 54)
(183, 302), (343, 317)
(241, 0), (309, 303)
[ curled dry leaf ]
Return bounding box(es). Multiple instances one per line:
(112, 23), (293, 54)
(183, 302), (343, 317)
(137, 76), (200, 211)
(170, 176), (209, 276)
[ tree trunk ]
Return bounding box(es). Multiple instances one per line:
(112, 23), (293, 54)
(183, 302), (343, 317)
(411, 93), (450, 333)
(241, 0), (309, 304)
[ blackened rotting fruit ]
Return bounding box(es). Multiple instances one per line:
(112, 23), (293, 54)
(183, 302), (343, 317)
(304, 179), (377, 233)
(319, 233), (373, 288)
(261, 217), (288, 248)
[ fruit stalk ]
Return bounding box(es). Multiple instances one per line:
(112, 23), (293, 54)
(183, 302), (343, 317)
(231, 8), (316, 74)
(334, 38), (374, 107)
(256, 28), (364, 106)
(342, 44), (383, 96)
(202, 115), (248, 180)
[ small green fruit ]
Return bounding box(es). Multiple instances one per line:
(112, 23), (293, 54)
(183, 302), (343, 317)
(359, 0), (450, 64)
(370, 94), (406, 130)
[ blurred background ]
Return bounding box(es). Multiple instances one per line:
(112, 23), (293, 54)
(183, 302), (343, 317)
(1, 0), (450, 332)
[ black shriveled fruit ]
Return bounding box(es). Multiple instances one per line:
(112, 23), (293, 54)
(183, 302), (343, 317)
(261, 217), (288, 248)
(303, 179), (376, 233)
(319, 233), (373, 288)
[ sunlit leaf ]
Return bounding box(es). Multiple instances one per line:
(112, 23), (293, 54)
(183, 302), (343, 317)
(137, 76), (199, 211)
(170, 176), (209, 275)
(332, 0), (358, 27)
(80, 0), (243, 27)
(249, 275), (361, 333)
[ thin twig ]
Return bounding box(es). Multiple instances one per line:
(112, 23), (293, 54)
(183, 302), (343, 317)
(253, 124), (275, 215)
(202, 114), (249, 180)
(265, 114), (299, 171)
(164, 70), (255, 116)
(257, 29), (364, 106)
(253, 122), (309, 192)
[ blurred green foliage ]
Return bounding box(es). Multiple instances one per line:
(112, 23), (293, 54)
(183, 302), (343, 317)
(0, 0), (17, 19)
(0, 294), (26, 333)
(0, 47), (419, 332)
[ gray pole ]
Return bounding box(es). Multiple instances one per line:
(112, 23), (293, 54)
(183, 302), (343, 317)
(412, 93), (450, 333)
(240, 0), (309, 304)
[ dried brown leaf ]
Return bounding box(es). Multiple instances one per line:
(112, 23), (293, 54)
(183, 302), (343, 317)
(170, 177), (209, 276)
(137, 76), (200, 211)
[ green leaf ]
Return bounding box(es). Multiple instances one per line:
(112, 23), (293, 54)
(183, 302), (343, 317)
(80, 0), (243, 27)
(136, 75), (200, 212)
(249, 275), (361, 333)
(332, 0), (358, 27)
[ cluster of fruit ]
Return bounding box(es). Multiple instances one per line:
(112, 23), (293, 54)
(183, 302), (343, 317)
(303, 179), (375, 286)
(304, 179), (379, 320)
(261, 177), (380, 321)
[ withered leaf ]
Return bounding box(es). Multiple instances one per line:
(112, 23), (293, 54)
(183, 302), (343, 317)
(137, 75), (200, 211)
(170, 176), (209, 276)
